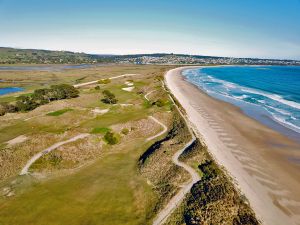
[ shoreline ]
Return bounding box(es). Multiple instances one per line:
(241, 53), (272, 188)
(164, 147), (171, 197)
(182, 66), (300, 142)
(165, 66), (300, 225)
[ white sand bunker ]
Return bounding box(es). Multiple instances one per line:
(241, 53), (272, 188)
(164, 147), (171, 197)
(125, 81), (134, 86)
(122, 87), (135, 92)
(92, 108), (109, 114)
(6, 135), (28, 146)
(120, 103), (134, 107)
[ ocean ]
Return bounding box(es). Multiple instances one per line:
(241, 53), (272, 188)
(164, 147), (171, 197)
(183, 66), (300, 140)
(0, 87), (24, 96)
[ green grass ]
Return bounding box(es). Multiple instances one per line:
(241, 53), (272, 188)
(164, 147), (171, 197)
(47, 108), (73, 116)
(82, 107), (149, 131)
(91, 127), (111, 134)
(0, 140), (157, 225)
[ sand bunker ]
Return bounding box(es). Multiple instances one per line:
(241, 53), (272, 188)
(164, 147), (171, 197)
(6, 135), (28, 146)
(92, 108), (109, 114)
(125, 81), (134, 86)
(120, 103), (133, 107)
(122, 87), (135, 92)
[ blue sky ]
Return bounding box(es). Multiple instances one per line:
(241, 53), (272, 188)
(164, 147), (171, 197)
(0, 0), (300, 59)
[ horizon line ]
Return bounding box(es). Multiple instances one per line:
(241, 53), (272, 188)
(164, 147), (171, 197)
(1, 46), (300, 62)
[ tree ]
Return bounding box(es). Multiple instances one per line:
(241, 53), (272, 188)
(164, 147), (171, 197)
(101, 90), (118, 104)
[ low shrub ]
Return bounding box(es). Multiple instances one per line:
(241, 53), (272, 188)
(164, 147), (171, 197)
(104, 131), (118, 145)
(0, 103), (17, 116)
(121, 128), (129, 135)
(153, 99), (167, 107)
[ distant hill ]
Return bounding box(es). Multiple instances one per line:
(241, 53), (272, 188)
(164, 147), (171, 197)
(1, 47), (299, 65)
(0, 47), (113, 64)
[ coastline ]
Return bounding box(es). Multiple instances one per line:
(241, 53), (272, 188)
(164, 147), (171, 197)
(165, 66), (300, 225)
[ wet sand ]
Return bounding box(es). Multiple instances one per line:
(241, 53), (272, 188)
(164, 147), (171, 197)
(165, 67), (300, 225)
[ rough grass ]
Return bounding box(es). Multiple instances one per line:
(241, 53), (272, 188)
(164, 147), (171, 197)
(139, 112), (192, 213)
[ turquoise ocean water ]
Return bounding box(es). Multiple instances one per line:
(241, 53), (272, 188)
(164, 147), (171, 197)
(183, 66), (300, 140)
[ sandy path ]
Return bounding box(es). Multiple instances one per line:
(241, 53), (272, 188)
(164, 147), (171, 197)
(20, 133), (90, 175)
(165, 67), (300, 225)
(152, 136), (198, 225)
(144, 90), (157, 101)
(147, 116), (168, 142)
(152, 83), (200, 225)
(73, 74), (139, 88)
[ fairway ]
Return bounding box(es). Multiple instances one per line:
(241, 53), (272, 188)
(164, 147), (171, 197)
(0, 140), (157, 225)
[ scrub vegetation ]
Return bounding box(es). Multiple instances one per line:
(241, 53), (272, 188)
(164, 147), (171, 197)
(165, 140), (259, 225)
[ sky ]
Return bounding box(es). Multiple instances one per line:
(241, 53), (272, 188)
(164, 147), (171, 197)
(0, 0), (300, 59)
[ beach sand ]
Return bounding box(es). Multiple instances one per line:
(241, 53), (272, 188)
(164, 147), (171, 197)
(165, 67), (300, 225)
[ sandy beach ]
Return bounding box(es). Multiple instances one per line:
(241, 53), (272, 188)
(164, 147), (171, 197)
(165, 67), (300, 225)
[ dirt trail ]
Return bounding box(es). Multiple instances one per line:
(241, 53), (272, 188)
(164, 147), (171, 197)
(20, 133), (90, 175)
(146, 116), (168, 142)
(152, 82), (200, 225)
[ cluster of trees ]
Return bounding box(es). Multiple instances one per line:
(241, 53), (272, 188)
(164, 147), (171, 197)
(101, 90), (118, 104)
(0, 84), (79, 116)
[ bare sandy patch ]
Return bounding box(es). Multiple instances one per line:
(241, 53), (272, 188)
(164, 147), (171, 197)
(91, 107), (109, 115)
(122, 86), (135, 92)
(125, 81), (134, 86)
(6, 135), (28, 146)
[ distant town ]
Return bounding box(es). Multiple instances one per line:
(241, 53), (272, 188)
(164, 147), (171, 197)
(115, 54), (300, 66)
(1, 47), (299, 65)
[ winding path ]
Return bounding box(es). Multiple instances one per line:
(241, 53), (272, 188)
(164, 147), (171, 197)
(144, 90), (157, 101)
(152, 82), (200, 225)
(153, 136), (198, 225)
(147, 116), (168, 142)
(20, 133), (90, 175)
